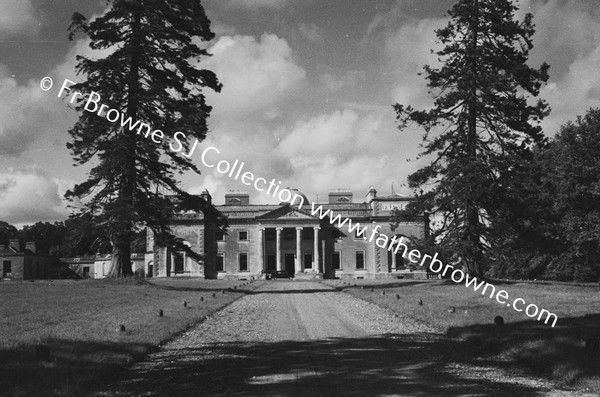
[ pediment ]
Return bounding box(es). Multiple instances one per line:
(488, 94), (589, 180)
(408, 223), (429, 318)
(257, 205), (318, 220)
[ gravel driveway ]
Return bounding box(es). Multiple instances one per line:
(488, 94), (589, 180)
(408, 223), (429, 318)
(94, 281), (587, 397)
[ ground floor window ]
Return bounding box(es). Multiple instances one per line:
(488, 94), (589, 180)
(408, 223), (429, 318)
(173, 252), (185, 273)
(395, 252), (405, 269)
(239, 253), (248, 271)
(216, 252), (225, 272)
(355, 250), (365, 269)
(2, 260), (11, 278)
(333, 251), (341, 270)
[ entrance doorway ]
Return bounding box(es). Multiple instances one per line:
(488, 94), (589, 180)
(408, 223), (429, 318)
(284, 253), (295, 276)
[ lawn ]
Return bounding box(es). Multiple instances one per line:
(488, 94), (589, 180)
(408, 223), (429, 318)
(324, 278), (600, 392)
(0, 277), (261, 397)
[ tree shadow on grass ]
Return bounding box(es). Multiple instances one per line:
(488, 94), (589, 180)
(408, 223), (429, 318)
(446, 313), (600, 389)
(0, 339), (153, 397)
(94, 333), (543, 397)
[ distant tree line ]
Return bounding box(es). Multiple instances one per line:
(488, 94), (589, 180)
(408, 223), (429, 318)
(0, 216), (146, 258)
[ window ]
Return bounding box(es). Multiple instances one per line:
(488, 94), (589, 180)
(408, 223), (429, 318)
(216, 253), (225, 272)
(354, 229), (366, 239)
(332, 251), (341, 270)
(395, 253), (406, 269)
(174, 252), (185, 273)
(304, 253), (312, 270)
(239, 253), (248, 271)
(215, 231), (225, 241)
(355, 251), (365, 269)
(83, 266), (90, 278)
(238, 231), (248, 241)
(2, 260), (11, 278)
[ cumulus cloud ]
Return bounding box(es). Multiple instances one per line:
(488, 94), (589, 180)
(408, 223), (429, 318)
(0, 168), (69, 224)
(521, 0), (600, 134)
(0, 0), (39, 38)
(204, 33), (306, 121)
(0, 65), (71, 157)
(383, 17), (446, 108)
(275, 108), (421, 197)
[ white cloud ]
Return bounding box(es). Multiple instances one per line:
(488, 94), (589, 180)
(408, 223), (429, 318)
(0, 0), (39, 38)
(384, 18), (446, 108)
(204, 33), (306, 121)
(0, 168), (69, 224)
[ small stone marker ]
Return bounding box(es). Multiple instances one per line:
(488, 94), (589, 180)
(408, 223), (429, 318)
(183, 301), (187, 308)
(370, 288), (374, 292)
(158, 309), (163, 317)
(494, 315), (504, 326)
(382, 291), (386, 296)
(200, 296), (204, 302)
(212, 292), (216, 297)
(418, 298), (423, 306)
(396, 294), (400, 300)
(119, 324), (126, 332)
(448, 307), (455, 313)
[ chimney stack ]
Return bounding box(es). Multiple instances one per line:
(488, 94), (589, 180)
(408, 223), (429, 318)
(25, 241), (36, 254)
(8, 239), (19, 251)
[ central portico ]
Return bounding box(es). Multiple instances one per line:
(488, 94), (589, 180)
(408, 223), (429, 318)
(257, 207), (323, 277)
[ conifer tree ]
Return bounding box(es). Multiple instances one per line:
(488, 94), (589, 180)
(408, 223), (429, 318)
(66, 0), (224, 277)
(394, 0), (549, 277)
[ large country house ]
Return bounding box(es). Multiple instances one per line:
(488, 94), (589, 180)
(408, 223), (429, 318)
(146, 187), (428, 280)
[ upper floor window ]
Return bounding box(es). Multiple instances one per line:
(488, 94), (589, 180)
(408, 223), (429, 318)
(238, 231), (248, 241)
(215, 231), (225, 241)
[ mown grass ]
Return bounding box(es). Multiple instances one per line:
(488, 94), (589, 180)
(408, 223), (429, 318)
(324, 278), (600, 392)
(0, 277), (261, 397)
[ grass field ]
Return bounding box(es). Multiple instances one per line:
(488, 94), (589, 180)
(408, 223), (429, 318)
(324, 278), (600, 392)
(0, 277), (261, 397)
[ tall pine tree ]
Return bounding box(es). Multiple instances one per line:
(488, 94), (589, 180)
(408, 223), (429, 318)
(394, 0), (549, 277)
(66, 0), (225, 277)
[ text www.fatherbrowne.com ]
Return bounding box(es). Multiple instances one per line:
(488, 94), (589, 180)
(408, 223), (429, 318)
(308, 202), (558, 328)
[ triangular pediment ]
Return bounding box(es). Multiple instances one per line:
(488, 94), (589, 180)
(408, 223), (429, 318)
(257, 205), (318, 220)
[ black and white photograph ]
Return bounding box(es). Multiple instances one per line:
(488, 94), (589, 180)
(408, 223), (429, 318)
(1, 0), (600, 396)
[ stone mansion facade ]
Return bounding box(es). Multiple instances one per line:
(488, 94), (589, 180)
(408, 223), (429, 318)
(146, 187), (427, 280)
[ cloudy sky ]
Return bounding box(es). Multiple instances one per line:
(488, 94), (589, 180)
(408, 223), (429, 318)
(1, 0), (599, 225)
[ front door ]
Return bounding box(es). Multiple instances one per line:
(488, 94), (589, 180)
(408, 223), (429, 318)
(284, 253), (295, 276)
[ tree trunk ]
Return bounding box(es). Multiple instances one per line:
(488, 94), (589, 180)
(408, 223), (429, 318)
(107, 232), (134, 277)
(464, 0), (484, 278)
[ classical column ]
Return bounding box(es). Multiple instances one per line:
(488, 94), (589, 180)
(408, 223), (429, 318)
(391, 251), (397, 272)
(313, 226), (320, 272)
(258, 228), (265, 273)
(295, 227), (303, 273)
(276, 227), (283, 271)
